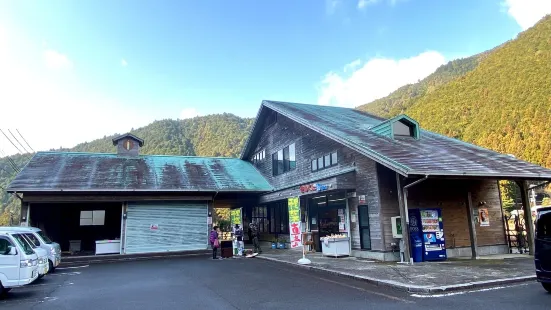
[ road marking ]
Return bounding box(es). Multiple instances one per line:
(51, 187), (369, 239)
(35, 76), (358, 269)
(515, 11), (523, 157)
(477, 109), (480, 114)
(47, 271), (81, 276)
(56, 265), (89, 270)
(411, 283), (530, 298)
(271, 264), (414, 303)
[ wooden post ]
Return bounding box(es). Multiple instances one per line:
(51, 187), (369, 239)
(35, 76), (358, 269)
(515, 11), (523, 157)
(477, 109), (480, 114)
(465, 192), (479, 259)
(517, 180), (535, 255)
(396, 173), (411, 263)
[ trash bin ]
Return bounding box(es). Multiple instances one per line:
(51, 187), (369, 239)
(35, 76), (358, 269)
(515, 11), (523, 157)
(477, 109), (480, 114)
(411, 236), (424, 262)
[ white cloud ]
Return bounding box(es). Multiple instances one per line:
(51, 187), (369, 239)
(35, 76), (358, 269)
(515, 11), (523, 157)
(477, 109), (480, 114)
(502, 0), (551, 30)
(121, 58), (128, 67)
(358, 0), (377, 10)
(43, 49), (72, 70)
(180, 108), (200, 119)
(317, 51), (446, 108)
(0, 25), (179, 156)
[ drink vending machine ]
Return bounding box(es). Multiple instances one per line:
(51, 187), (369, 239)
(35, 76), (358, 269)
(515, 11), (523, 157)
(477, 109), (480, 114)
(408, 208), (447, 261)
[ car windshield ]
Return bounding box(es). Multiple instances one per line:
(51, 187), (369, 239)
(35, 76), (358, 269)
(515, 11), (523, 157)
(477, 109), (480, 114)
(21, 234), (38, 248)
(24, 233), (41, 247)
(11, 233), (35, 255)
(36, 231), (53, 244)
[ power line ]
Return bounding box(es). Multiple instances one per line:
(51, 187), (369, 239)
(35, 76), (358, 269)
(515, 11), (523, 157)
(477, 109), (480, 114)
(16, 129), (35, 153)
(0, 129), (23, 154)
(0, 149), (20, 173)
(8, 129), (30, 154)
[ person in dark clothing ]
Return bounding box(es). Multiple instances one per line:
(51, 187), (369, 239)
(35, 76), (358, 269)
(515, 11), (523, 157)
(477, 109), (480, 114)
(209, 226), (222, 259)
(249, 221), (262, 254)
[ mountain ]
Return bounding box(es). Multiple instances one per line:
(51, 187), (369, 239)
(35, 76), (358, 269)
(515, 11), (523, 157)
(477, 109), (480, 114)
(0, 113), (254, 223)
(358, 15), (551, 170)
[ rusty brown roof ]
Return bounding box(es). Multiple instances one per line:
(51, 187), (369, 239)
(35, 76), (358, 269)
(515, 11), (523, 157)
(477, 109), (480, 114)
(7, 152), (273, 192)
(241, 100), (551, 180)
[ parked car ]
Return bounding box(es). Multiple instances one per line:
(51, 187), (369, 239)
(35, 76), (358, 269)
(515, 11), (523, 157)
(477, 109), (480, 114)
(0, 227), (61, 272)
(535, 206), (551, 293)
(18, 234), (49, 278)
(0, 231), (39, 295)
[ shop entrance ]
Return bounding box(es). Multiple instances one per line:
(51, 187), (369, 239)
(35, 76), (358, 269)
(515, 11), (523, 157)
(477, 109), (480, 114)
(307, 191), (347, 251)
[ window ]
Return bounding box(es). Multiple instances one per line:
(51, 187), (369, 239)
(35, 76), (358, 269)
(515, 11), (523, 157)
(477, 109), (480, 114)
(11, 234), (34, 255)
(80, 210), (105, 226)
(312, 151), (338, 172)
(36, 231), (53, 244)
(24, 233), (40, 246)
(272, 143), (296, 176)
(0, 238), (14, 255)
(252, 206), (268, 233)
(269, 201), (289, 234)
(252, 149), (265, 164)
(537, 210), (551, 240)
(311, 159), (317, 171)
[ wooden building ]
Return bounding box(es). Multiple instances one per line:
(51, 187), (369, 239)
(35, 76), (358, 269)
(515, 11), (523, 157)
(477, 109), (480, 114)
(239, 100), (551, 261)
(7, 134), (271, 255)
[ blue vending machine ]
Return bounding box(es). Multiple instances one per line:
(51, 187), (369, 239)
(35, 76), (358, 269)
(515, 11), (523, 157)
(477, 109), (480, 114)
(419, 208), (447, 261)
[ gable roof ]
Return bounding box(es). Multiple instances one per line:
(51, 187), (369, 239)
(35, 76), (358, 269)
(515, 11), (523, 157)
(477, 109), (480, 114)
(112, 133), (144, 147)
(241, 100), (551, 180)
(7, 152), (273, 193)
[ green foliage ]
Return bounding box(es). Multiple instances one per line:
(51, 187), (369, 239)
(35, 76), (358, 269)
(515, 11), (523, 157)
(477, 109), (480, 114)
(359, 16), (551, 210)
(0, 113), (253, 220)
(542, 197), (551, 207)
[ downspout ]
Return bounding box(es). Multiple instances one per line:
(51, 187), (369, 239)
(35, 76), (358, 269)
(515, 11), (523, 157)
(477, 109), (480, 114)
(402, 175), (429, 225)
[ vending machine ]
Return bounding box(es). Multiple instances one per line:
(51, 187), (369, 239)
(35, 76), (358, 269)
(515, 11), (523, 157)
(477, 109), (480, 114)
(408, 208), (447, 261)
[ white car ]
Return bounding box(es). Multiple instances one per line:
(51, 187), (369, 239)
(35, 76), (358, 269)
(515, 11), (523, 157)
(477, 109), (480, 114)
(0, 227), (61, 272)
(19, 234), (49, 278)
(0, 232), (39, 295)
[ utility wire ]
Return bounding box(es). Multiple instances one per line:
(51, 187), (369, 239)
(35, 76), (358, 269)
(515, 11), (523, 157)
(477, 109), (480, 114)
(16, 129), (35, 153)
(8, 129), (30, 154)
(0, 129), (23, 154)
(0, 149), (20, 173)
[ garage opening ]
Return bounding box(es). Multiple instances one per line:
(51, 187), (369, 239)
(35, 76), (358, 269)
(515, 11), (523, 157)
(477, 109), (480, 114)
(29, 202), (122, 256)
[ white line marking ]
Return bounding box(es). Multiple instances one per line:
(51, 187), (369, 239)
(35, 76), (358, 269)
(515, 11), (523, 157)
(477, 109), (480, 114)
(411, 283), (530, 298)
(56, 265), (89, 270)
(47, 271), (81, 276)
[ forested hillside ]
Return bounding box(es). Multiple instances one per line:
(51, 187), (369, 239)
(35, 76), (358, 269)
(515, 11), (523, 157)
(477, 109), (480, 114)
(0, 113), (253, 223)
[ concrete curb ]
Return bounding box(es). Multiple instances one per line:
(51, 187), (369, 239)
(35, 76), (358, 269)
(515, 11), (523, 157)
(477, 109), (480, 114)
(59, 252), (210, 267)
(257, 256), (536, 294)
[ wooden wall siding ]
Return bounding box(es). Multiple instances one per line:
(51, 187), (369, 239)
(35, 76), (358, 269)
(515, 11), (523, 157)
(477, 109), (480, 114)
(376, 165), (401, 251)
(354, 158), (384, 251)
(402, 179), (506, 248)
(249, 114), (359, 191)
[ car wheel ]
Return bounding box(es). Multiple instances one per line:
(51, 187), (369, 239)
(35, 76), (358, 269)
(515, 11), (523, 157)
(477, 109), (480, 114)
(542, 282), (551, 293)
(0, 283), (9, 297)
(49, 260), (55, 273)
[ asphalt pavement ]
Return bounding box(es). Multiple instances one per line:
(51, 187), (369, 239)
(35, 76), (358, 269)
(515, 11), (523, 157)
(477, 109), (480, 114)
(1, 255), (549, 310)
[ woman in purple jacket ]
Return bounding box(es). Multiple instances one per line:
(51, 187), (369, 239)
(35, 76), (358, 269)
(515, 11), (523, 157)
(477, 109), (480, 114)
(209, 226), (221, 259)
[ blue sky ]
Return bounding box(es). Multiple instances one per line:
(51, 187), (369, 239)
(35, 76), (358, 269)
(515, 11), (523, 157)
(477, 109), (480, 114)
(0, 0), (550, 154)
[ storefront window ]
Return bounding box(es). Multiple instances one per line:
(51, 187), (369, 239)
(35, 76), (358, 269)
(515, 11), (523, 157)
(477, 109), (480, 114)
(269, 201), (289, 234)
(252, 206), (268, 233)
(308, 192), (347, 238)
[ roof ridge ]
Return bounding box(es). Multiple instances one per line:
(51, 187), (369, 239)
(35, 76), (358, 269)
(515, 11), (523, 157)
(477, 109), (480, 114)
(36, 151), (238, 160)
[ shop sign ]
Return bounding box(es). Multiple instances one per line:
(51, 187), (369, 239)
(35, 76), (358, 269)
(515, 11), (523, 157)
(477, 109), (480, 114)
(288, 197), (302, 248)
(299, 183), (330, 194)
(358, 195), (367, 205)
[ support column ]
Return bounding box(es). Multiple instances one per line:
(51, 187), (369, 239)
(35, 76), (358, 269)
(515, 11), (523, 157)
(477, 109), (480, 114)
(396, 174), (411, 263)
(517, 180), (535, 255)
(465, 192), (479, 259)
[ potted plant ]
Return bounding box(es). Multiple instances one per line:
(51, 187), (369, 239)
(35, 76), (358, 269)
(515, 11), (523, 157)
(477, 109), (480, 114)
(271, 237), (277, 249)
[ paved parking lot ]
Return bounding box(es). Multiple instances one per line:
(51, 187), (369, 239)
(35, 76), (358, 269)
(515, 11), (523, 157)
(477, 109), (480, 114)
(1, 255), (549, 309)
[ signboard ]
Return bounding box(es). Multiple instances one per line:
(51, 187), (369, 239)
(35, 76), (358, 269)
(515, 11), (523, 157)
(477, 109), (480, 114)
(299, 183), (330, 194)
(479, 208), (490, 226)
(230, 209), (242, 226)
(150, 224), (159, 231)
(288, 197), (302, 248)
(358, 195), (367, 205)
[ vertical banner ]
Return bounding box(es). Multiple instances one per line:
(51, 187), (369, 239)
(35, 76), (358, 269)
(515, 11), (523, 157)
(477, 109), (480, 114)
(230, 208), (242, 226)
(479, 208), (490, 226)
(288, 197), (302, 248)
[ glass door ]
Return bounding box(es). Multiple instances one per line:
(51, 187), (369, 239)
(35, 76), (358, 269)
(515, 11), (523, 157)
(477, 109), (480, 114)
(358, 205), (371, 250)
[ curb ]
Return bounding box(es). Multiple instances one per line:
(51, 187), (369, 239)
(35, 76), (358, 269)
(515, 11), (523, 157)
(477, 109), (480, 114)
(257, 256), (536, 294)
(59, 252), (210, 267)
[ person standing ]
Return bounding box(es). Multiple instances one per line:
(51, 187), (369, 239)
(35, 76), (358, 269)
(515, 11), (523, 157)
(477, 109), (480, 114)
(249, 221), (262, 254)
(210, 226), (222, 260)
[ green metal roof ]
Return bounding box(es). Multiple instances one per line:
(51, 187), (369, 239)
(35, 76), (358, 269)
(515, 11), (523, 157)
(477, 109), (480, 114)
(8, 152), (273, 192)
